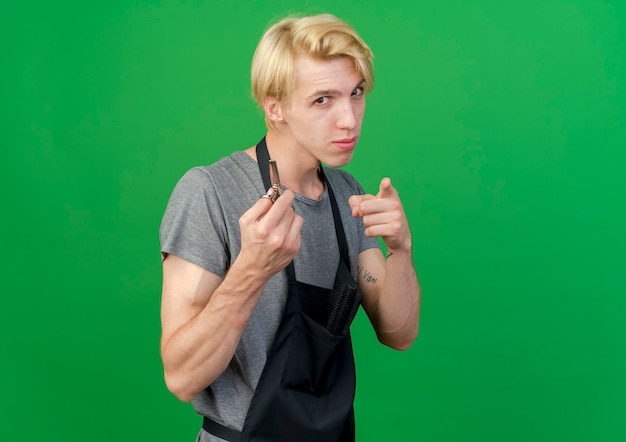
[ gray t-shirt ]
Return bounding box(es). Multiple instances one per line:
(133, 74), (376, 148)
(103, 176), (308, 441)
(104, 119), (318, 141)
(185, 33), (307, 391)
(160, 150), (379, 440)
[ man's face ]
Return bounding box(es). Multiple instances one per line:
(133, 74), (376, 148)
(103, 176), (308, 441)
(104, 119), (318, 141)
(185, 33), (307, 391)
(279, 55), (366, 168)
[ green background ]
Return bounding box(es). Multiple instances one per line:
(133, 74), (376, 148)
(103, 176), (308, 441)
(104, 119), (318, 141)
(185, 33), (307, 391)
(1, 1), (624, 441)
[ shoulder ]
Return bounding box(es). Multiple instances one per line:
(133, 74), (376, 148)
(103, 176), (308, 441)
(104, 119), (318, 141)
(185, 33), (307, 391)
(172, 151), (258, 195)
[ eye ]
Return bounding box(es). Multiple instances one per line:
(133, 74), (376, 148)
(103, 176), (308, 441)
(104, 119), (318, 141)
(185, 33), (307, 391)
(352, 87), (364, 97)
(314, 96), (330, 105)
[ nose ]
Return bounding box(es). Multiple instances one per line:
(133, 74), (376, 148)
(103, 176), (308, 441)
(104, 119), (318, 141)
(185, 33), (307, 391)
(336, 100), (359, 130)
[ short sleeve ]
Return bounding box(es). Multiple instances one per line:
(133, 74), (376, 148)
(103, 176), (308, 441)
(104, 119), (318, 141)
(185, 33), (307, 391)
(159, 167), (230, 277)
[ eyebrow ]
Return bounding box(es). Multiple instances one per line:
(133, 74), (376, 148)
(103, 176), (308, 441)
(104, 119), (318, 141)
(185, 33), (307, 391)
(306, 79), (366, 101)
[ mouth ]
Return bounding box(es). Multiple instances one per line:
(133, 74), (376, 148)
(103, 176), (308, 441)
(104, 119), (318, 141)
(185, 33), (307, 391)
(332, 136), (359, 150)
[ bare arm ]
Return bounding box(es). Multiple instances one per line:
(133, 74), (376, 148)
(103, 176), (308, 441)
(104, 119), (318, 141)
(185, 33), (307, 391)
(349, 178), (421, 350)
(160, 189), (303, 401)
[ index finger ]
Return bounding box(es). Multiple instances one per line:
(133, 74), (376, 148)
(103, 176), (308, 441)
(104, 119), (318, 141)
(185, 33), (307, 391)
(377, 177), (398, 199)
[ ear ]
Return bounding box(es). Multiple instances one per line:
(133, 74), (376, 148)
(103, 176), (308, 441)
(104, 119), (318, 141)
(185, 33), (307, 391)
(263, 97), (285, 123)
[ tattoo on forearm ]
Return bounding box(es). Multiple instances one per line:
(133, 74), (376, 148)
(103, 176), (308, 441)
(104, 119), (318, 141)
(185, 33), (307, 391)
(386, 251), (394, 258)
(357, 265), (378, 284)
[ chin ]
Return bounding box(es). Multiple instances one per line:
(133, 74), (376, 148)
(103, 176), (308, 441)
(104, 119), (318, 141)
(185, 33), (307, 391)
(323, 153), (355, 169)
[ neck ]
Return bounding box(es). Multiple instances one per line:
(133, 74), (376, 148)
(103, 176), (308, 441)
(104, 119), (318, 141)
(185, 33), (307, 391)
(248, 130), (325, 200)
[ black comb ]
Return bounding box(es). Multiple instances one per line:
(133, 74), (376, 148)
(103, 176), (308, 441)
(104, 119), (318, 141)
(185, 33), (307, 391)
(326, 282), (360, 336)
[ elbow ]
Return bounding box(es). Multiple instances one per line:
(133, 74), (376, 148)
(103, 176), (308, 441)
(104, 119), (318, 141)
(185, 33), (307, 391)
(164, 370), (198, 403)
(390, 335), (416, 352)
(393, 342), (412, 352)
(378, 325), (419, 352)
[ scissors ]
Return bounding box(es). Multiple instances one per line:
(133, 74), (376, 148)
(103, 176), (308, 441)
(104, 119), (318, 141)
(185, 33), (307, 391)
(269, 159), (283, 203)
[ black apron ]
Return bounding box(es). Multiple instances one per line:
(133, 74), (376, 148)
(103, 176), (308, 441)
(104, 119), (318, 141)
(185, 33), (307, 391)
(203, 138), (361, 441)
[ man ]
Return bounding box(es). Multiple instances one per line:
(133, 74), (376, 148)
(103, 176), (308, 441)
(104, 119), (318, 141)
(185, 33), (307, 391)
(160, 13), (420, 442)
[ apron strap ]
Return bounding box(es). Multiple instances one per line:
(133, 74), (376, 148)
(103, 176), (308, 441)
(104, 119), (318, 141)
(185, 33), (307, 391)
(202, 416), (241, 442)
(255, 137), (351, 281)
(320, 165), (350, 267)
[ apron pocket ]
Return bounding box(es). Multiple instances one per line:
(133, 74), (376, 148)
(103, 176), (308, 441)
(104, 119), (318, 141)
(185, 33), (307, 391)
(281, 313), (346, 396)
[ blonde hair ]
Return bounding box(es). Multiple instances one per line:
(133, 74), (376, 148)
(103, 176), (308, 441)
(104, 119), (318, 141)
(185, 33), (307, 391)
(251, 14), (374, 126)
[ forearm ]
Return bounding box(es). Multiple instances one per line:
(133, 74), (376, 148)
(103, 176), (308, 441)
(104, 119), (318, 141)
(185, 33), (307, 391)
(374, 248), (420, 350)
(161, 260), (268, 402)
